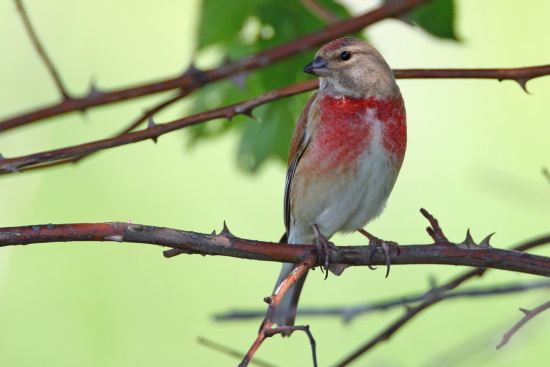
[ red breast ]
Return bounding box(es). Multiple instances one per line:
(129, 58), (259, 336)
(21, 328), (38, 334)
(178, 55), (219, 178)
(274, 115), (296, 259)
(307, 93), (406, 174)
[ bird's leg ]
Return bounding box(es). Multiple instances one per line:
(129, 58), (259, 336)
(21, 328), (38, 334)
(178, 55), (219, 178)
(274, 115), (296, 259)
(358, 229), (399, 278)
(312, 224), (340, 277)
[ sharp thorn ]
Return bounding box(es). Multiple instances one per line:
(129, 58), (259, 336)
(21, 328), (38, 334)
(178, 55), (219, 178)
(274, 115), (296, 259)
(462, 229), (475, 246)
(211, 230), (217, 235)
(519, 307), (529, 315)
(220, 221), (235, 237)
(480, 232), (495, 248)
(515, 78), (531, 94)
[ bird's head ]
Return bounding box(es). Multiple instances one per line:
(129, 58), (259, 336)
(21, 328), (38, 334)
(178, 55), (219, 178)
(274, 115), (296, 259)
(303, 38), (399, 98)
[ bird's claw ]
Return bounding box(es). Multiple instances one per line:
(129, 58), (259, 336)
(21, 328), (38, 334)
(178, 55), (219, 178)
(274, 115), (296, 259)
(359, 229), (399, 278)
(312, 224), (341, 279)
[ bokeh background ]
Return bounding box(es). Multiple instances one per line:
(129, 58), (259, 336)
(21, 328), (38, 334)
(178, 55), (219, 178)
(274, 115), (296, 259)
(0, 0), (549, 366)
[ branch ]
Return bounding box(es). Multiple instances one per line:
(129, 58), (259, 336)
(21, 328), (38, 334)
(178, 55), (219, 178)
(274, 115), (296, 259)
(14, 0), (69, 100)
(240, 258), (318, 367)
(496, 300), (550, 349)
(0, 0), (434, 133)
(333, 234), (550, 366)
(215, 280), (550, 323)
(2, 64), (550, 175)
(1, 220), (550, 277)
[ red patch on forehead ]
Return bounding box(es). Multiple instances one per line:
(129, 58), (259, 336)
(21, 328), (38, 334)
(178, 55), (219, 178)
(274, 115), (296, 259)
(319, 38), (352, 52)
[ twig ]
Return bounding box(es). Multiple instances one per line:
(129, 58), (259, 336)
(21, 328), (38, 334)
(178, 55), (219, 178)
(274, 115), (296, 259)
(197, 337), (274, 367)
(215, 280), (550, 322)
(300, 0), (341, 23)
(0, 80), (317, 174)
(14, 0), (70, 100)
(3, 63), (550, 176)
(496, 299), (550, 349)
(0, 0), (435, 132)
(240, 258), (317, 367)
(333, 234), (550, 366)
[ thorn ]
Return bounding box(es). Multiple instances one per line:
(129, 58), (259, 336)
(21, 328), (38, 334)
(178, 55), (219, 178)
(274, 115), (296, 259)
(519, 308), (529, 315)
(462, 229), (476, 247)
(183, 63), (209, 84)
(226, 111), (235, 122)
(220, 221), (235, 237)
(87, 77), (102, 98)
(147, 116), (157, 128)
(515, 78), (531, 94)
(479, 232), (495, 248)
(211, 230), (217, 235)
(234, 106), (256, 119)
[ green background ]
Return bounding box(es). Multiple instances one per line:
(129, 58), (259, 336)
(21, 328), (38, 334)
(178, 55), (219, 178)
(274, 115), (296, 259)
(0, 0), (549, 366)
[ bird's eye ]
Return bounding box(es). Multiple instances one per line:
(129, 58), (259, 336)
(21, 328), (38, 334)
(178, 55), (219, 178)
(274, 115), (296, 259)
(340, 51), (351, 61)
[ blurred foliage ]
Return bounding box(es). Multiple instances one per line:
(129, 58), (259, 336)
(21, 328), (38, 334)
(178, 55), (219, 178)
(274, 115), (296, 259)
(191, 0), (457, 172)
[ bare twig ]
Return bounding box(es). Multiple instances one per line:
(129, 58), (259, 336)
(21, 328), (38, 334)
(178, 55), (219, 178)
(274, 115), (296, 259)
(197, 337), (274, 367)
(333, 234), (550, 366)
(215, 280), (550, 322)
(421, 208), (449, 243)
(14, 0), (70, 100)
(300, 0), (341, 23)
(496, 300), (550, 349)
(2, 64), (550, 176)
(0, 0), (435, 132)
(240, 258), (317, 367)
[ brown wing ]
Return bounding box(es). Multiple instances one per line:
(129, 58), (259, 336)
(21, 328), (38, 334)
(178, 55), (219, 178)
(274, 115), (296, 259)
(284, 92), (318, 233)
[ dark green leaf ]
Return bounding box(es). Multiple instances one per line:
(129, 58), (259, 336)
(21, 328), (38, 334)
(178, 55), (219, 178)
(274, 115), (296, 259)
(410, 0), (458, 40)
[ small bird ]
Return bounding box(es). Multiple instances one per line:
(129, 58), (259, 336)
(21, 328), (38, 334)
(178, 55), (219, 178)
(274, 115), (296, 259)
(273, 38), (407, 328)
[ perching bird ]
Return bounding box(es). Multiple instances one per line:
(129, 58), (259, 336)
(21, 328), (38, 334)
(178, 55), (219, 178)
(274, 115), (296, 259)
(273, 38), (407, 328)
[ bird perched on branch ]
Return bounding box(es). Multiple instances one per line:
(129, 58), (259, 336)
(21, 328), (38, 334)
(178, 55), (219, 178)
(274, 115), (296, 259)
(273, 38), (407, 329)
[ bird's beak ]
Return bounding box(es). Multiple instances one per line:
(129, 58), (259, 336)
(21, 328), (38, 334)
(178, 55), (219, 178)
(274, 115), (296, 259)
(303, 57), (330, 77)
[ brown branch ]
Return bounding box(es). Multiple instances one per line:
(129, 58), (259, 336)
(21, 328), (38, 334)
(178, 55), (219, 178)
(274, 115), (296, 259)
(333, 234), (550, 366)
(0, 80), (317, 174)
(300, 0), (341, 23)
(240, 258), (317, 367)
(197, 337), (275, 367)
(3, 63), (550, 176)
(0, 0), (434, 133)
(215, 280), (550, 323)
(496, 299), (550, 349)
(14, 0), (69, 100)
(1, 219), (550, 277)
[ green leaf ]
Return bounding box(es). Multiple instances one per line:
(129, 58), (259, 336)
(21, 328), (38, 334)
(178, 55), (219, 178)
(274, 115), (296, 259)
(410, 0), (458, 40)
(193, 0), (354, 172)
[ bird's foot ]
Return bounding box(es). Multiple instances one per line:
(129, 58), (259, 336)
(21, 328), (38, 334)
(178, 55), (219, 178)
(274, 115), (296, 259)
(312, 224), (341, 279)
(358, 229), (399, 278)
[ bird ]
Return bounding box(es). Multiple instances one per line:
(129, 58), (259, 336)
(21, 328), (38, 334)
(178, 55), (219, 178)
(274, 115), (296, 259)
(272, 38), (407, 329)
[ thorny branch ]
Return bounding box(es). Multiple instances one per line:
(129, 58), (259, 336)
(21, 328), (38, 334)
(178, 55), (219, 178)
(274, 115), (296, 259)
(215, 280), (550, 323)
(1, 64), (549, 175)
(332, 233), (550, 367)
(240, 258), (318, 367)
(1, 213), (550, 277)
(497, 300), (550, 349)
(0, 0), (435, 132)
